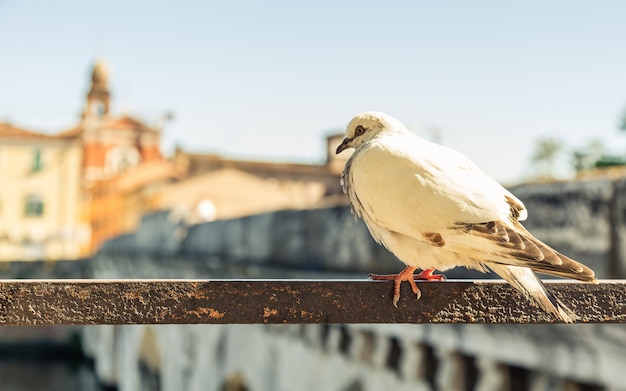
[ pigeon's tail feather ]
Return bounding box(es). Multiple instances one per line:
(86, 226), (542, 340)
(488, 264), (578, 323)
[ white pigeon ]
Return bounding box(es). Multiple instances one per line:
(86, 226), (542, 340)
(336, 111), (597, 322)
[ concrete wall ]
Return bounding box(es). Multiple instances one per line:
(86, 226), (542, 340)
(99, 176), (624, 279)
(100, 207), (391, 275)
(511, 179), (615, 278)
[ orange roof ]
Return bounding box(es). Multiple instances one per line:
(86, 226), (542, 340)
(93, 160), (184, 193)
(56, 115), (160, 139)
(0, 123), (57, 140)
(55, 126), (82, 139)
(106, 116), (160, 133)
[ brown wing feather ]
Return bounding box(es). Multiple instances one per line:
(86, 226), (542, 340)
(505, 195), (525, 220)
(463, 220), (597, 282)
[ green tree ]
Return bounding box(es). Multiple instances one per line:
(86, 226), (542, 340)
(620, 110), (626, 132)
(573, 139), (605, 172)
(530, 138), (564, 179)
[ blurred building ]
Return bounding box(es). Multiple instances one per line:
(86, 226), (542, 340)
(0, 60), (165, 260)
(80, 62), (353, 251)
(163, 146), (348, 221)
(62, 60), (166, 253)
(0, 123), (86, 260)
(0, 59), (353, 258)
(89, 161), (182, 252)
(87, 140), (349, 251)
(57, 60), (163, 189)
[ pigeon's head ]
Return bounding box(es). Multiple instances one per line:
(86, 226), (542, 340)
(336, 112), (405, 154)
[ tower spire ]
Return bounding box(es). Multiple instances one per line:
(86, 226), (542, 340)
(83, 59), (110, 118)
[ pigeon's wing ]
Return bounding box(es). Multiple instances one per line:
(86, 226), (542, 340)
(447, 219), (596, 281)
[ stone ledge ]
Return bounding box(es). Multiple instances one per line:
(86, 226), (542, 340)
(0, 279), (623, 325)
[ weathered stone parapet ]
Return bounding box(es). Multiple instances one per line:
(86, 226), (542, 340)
(98, 176), (626, 280)
(510, 179), (615, 278)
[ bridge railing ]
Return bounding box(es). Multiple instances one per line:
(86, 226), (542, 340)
(0, 279), (623, 325)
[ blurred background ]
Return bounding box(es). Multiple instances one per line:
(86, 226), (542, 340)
(1, 1), (626, 390)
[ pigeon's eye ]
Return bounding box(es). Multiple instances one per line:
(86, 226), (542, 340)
(355, 125), (366, 136)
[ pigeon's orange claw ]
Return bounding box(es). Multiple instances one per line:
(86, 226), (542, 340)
(414, 268), (447, 281)
(369, 267), (446, 307)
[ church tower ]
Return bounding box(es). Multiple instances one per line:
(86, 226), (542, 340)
(68, 59), (163, 187)
(83, 60), (110, 118)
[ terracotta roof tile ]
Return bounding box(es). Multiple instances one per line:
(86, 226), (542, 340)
(55, 126), (82, 139)
(0, 123), (56, 140)
(93, 160), (184, 193)
(55, 115), (159, 137)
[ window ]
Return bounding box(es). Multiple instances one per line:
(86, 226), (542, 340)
(24, 194), (44, 217)
(32, 149), (43, 172)
(106, 146), (140, 176)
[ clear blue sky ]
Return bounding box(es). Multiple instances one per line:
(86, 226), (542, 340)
(2, 1), (626, 183)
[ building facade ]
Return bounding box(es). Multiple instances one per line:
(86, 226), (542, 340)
(0, 59), (350, 258)
(0, 124), (86, 260)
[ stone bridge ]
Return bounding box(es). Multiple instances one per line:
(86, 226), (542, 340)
(79, 177), (626, 391)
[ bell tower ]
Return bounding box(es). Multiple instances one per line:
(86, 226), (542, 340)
(83, 60), (110, 118)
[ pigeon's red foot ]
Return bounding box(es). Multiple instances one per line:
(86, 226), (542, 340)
(369, 267), (446, 307)
(414, 268), (447, 281)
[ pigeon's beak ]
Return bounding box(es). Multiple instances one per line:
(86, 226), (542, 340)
(336, 137), (352, 154)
